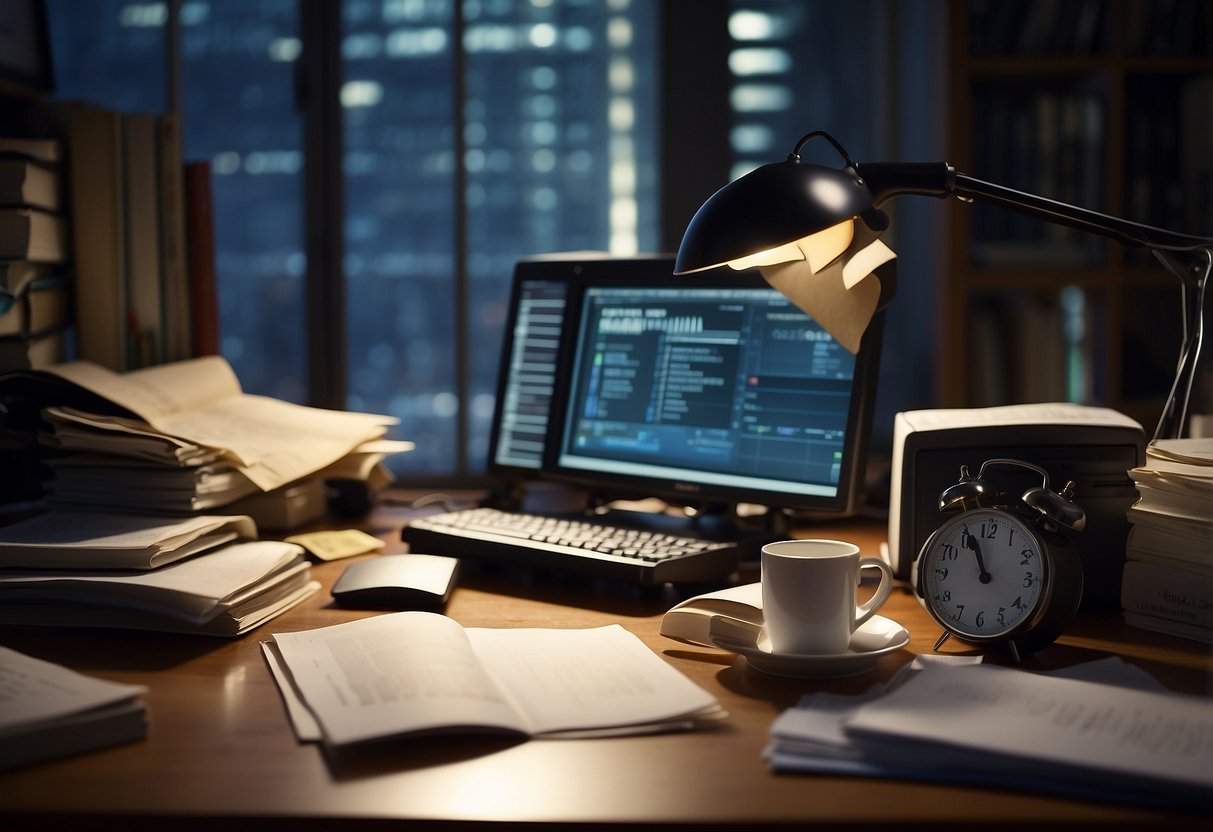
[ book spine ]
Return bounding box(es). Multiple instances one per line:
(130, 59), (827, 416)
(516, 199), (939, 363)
(1121, 559), (1213, 630)
(185, 161), (218, 357)
(67, 106), (127, 371)
(157, 114), (192, 363)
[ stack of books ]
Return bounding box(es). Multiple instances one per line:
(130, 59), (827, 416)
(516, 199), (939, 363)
(1121, 438), (1212, 643)
(0, 354), (411, 527)
(0, 511), (317, 636)
(0, 137), (70, 371)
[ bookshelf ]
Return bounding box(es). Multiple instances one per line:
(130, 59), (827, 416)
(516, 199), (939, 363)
(942, 0), (1213, 432)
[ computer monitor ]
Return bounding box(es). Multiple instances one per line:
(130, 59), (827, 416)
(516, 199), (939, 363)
(548, 263), (883, 516)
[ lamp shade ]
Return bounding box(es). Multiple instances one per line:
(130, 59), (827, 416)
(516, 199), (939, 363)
(673, 158), (876, 275)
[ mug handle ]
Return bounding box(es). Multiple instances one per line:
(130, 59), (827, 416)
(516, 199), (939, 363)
(855, 557), (895, 628)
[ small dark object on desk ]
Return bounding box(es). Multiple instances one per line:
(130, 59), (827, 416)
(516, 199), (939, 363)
(331, 553), (459, 609)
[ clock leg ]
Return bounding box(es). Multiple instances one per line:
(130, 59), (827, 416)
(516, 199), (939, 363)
(932, 631), (951, 651)
(1007, 641), (1022, 664)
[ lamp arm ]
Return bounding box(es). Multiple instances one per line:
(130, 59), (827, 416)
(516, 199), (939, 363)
(951, 172), (1213, 255)
(856, 160), (1213, 254)
(774, 134), (1211, 439)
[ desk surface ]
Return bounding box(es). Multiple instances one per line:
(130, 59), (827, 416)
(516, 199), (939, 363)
(1, 498), (1210, 830)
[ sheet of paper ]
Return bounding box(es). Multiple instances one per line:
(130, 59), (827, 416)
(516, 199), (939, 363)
(0, 645), (146, 732)
(759, 222), (895, 354)
(843, 662), (1213, 790)
(285, 529), (384, 561)
(0, 541), (305, 615)
(44, 357), (400, 491)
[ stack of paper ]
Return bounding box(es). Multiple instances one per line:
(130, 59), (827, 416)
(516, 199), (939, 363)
(1122, 438), (1213, 643)
(766, 658), (1213, 810)
(0, 511), (318, 636)
(0, 645), (148, 771)
(0, 356), (412, 517)
(0, 510), (257, 569)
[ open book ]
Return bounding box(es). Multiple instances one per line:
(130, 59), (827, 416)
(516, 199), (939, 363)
(266, 612), (725, 746)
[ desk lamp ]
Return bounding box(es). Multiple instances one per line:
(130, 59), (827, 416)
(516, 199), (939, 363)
(674, 130), (1212, 441)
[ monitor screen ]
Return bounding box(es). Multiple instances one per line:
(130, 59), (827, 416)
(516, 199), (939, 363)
(487, 273), (569, 473)
(550, 268), (882, 513)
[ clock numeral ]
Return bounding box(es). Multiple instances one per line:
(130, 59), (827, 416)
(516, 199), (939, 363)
(996, 607), (1006, 625)
(980, 521), (998, 539)
(1011, 595), (1024, 610)
(1023, 571), (1036, 588)
(934, 566), (949, 581)
(951, 603), (965, 621)
(1020, 548), (1034, 566)
(1007, 528), (1016, 547)
(942, 543), (958, 561)
(933, 589), (951, 603)
(975, 611), (985, 627)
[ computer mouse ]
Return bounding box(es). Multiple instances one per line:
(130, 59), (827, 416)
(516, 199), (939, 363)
(331, 553), (459, 609)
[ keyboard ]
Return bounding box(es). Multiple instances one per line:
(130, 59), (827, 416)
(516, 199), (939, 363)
(401, 506), (759, 585)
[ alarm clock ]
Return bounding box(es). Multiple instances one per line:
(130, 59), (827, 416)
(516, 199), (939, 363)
(911, 458), (1085, 662)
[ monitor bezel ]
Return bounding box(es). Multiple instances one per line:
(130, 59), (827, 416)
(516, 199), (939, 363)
(543, 260), (884, 515)
(485, 254), (681, 481)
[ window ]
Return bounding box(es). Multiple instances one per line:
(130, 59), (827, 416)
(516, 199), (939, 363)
(46, 0), (939, 481)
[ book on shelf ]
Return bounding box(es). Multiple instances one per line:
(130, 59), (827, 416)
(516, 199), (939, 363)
(264, 611), (726, 747)
(0, 208), (66, 264)
(66, 104), (126, 371)
(0, 259), (56, 312)
(0, 155), (60, 211)
(0, 137), (62, 165)
(0, 645), (147, 772)
(184, 160), (217, 357)
(0, 539), (318, 637)
(0, 325), (69, 371)
(157, 113), (192, 363)
(0, 274), (70, 337)
(0, 510), (257, 569)
(121, 113), (163, 367)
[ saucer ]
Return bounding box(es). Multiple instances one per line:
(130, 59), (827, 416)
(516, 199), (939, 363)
(707, 614), (910, 679)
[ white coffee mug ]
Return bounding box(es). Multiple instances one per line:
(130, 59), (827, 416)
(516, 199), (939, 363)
(760, 539), (895, 655)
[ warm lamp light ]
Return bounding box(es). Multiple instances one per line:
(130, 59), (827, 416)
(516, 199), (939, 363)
(675, 131), (1212, 441)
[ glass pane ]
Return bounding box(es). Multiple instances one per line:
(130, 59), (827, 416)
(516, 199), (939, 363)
(46, 0), (166, 113)
(180, 2), (307, 403)
(341, 0), (459, 476)
(343, 0), (659, 476)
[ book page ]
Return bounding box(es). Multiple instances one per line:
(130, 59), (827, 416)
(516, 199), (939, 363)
(46, 356), (243, 420)
(468, 624), (721, 736)
(45, 357), (399, 491)
(154, 394), (395, 488)
(270, 612), (528, 745)
(843, 663), (1213, 791)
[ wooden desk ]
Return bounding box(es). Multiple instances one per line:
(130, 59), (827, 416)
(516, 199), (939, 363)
(1, 501), (1210, 830)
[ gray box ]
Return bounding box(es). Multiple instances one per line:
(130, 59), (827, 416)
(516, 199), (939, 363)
(887, 404), (1145, 611)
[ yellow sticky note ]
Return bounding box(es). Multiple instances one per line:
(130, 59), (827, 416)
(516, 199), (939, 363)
(285, 529), (385, 561)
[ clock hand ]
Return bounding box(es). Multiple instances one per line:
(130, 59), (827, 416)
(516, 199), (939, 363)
(962, 528), (993, 584)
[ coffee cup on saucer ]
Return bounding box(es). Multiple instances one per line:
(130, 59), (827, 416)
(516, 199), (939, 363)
(760, 539), (895, 656)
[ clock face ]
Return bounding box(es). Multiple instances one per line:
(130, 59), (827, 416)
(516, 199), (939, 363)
(919, 507), (1046, 639)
